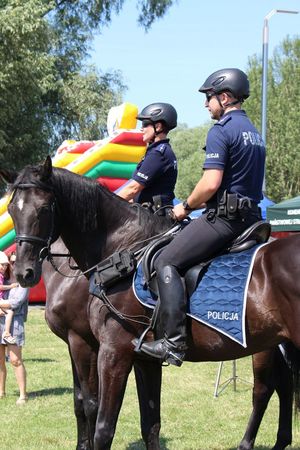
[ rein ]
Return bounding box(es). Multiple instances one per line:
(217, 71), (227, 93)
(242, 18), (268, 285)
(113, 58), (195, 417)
(48, 221), (180, 279)
(10, 177), (179, 328)
(95, 289), (151, 327)
(11, 180), (179, 278)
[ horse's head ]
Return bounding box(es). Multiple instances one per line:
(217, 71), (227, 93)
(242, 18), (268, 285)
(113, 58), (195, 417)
(0, 157), (59, 287)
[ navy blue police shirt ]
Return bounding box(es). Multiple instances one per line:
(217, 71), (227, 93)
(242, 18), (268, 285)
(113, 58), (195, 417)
(132, 139), (177, 206)
(203, 110), (265, 203)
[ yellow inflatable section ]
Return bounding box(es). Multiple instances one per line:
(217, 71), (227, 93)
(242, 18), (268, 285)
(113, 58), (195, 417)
(0, 103), (146, 250)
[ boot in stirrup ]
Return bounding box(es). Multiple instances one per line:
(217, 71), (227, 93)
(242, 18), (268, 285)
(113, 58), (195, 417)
(135, 264), (187, 366)
(139, 337), (186, 366)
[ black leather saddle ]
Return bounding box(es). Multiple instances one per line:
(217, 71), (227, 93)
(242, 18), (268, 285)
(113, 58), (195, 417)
(142, 220), (271, 297)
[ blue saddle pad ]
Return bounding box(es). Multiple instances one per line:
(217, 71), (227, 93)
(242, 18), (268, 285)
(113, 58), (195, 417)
(133, 244), (266, 347)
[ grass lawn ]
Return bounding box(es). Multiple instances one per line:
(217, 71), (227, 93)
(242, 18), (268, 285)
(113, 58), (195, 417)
(1, 307), (299, 450)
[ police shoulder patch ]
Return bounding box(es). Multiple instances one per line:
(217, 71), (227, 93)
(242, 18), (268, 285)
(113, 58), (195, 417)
(215, 115), (232, 127)
(156, 144), (166, 154)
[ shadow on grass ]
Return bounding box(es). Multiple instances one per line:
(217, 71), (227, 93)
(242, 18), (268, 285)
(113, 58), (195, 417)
(28, 387), (73, 398)
(126, 443), (275, 450)
(229, 447), (274, 450)
(126, 437), (169, 449)
(24, 357), (56, 363)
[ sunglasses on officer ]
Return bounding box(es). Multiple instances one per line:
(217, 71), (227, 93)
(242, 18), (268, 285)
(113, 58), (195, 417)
(205, 92), (216, 103)
(141, 120), (153, 128)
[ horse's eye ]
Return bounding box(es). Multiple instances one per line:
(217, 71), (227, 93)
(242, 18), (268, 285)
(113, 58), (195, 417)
(37, 206), (51, 217)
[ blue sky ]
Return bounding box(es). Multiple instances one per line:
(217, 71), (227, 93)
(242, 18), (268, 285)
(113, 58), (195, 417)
(90, 1), (300, 128)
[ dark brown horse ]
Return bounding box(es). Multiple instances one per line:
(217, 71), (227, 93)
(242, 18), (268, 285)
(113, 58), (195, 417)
(43, 244), (294, 450)
(43, 243), (295, 450)
(1, 158), (300, 450)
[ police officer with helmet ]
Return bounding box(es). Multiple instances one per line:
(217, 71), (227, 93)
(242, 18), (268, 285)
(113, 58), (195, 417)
(137, 68), (266, 366)
(118, 102), (178, 209)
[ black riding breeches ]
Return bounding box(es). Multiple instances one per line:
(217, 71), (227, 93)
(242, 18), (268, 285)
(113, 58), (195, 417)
(154, 212), (260, 274)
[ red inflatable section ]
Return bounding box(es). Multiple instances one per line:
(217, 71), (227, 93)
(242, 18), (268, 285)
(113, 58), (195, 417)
(67, 141), (97, 154)
(4, 243), (15, 255)
(29, 278), (46, 303)
(97, 176), (127, 192)
(110, 131), (144, 146)
(56, 140), (96, 155)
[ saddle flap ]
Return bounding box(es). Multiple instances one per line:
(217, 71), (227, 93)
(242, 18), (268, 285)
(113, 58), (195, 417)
(184, 262), (210, 298)
(142, 234), (174, 283)
(229, 221), (271, 253)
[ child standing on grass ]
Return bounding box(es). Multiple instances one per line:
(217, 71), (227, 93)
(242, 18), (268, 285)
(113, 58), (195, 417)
(0, 251), (18, 344)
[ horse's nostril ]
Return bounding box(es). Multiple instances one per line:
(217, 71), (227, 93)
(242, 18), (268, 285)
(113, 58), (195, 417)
(16, 267), (38, 288)
(24, 268), (34, 281)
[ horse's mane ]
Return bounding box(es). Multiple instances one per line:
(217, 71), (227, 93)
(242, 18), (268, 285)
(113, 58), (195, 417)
(12, 164), (173, 235)
(54, 168), (134, 232)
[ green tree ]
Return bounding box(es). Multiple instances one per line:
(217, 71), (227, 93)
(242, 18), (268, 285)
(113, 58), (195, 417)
(246, 37), (300, 202)
(170, 123), (210, 200)
(0, 1), (54, 168)
(0, 0), (176, 171)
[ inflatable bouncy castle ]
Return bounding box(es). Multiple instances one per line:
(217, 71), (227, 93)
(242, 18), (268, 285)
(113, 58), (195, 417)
(0, 103), (146, 302)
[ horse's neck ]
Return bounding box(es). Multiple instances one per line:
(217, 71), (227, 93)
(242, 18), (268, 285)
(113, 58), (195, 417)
(56, 179), (170, 269)
(58, 192), (126, 266)
(103, 207), (169, 257)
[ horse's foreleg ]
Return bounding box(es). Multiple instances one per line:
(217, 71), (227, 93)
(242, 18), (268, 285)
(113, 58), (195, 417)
(69, 355), (91, 450)
(238, 350), (276, 450)
(69, 333), (99, 450)
(271, 346), (293, 450)
(94, 345), (133, 450)
(134, 358), (162, 450)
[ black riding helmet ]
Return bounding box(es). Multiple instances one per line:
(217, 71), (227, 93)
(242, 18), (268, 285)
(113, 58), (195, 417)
(137, 102), (177, 131)
(198, 68), (250, 102)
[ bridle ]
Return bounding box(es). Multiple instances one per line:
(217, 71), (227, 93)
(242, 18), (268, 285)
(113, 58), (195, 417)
(11, 182), (105, 277)
(10, 181), (61, 263)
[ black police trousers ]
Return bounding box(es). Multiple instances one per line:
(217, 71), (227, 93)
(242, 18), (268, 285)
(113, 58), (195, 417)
(154, 211), (261, 274)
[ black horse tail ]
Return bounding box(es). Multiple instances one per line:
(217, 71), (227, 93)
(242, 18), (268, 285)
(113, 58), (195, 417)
(280, 342), (300, 415)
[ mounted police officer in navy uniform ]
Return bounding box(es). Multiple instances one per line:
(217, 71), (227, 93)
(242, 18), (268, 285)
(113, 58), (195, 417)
(118, 102), (178, 211)
(136, 68), (266, 366)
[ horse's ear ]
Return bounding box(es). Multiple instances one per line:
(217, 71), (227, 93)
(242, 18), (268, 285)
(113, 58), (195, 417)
(0, 168), (18, 185)
(41, 155), (53, 181)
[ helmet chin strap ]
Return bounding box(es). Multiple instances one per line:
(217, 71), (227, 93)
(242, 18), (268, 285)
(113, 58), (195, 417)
(215, 95), (225, 117)
(226, 99), (241, 107)
(148, 123), (166, 143)
(153, 123), (165, 136)
(146, 121), (167, 144)
(215, 94), (241, 117)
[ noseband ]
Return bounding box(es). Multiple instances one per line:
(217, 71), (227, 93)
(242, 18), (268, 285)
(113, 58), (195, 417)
(11, 181), (57, 261)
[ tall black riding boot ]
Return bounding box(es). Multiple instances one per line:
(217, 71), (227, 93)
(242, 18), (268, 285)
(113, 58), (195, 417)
(139, 265), (187, 366)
